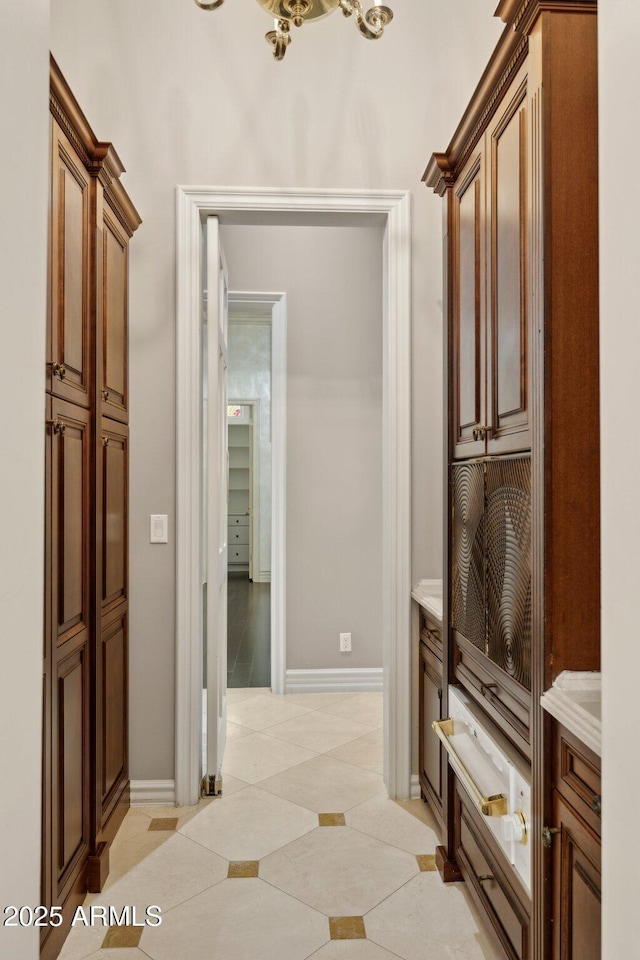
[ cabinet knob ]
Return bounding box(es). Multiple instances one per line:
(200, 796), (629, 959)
(102, 437), (110, 447)
(102, 389), (110, 402)
(592, 795), (601, 817)
(542, 826), (560, 848)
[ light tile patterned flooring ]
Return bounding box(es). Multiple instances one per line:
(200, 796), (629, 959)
(59, 690), (502, 960)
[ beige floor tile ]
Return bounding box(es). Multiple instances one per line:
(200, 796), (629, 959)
(85, 834), (227, 916)
(326, 728), (383, 773)
(85, 951), (148, 960)
(308, 941), (403, 960)
(265, 710), (375, 753)
(180, 785), (317, 860)
(222, 731), (317, 783)
(112, 809), (152, 843)
(148, 817), (178, 831)
(219, 773), (251, 797)
(227, 720), (252, 741)
(227, 687), (270, 704)
(227, 694), (312, 731)
(271, 693), (358, 709)
(131, 802), (208, 830)
(57, 926), (105, 960)
(101, 926), (143, 948)
(260, 755), (385, 813)
(260, 825), (418, 916)
(102, 830), (170, 888)
(139, 878), (328, 960)
(319, 694), (384, 729)
(365, 873), (498, 960)
(345, 794), (439, 855)
(393, 798), (439, 830)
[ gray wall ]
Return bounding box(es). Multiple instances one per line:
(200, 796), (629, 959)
(49, 0), (502, 777)
(0, 3), (49, 958)
(223, 224), (384, 670)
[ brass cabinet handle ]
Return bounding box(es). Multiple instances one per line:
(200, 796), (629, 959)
(46, 419), (66, 436)
(542, 826), (560, 848)
(472, 426), (488, 441)
(478, 875), (494, 883)
(102, 437), (110, 447)
(480, 683), (498, 697)
(102, 389), (110, 402)
(432, 718), (508, 816)
(592, 795), (601, 817)
(48, 361), (66, 380)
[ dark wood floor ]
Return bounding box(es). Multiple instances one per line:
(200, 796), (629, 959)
(227, 572), (271, 688)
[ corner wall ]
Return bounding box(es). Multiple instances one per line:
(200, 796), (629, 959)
(599, 1), (640, 952)
(0, 3), (50, 958)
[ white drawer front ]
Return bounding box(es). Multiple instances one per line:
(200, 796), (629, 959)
(229, 544), (250, 563)
(228, 526), (249, 545)
(228, 514), (249, 526)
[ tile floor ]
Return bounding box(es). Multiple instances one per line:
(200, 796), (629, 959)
(59, 690), (502, 960)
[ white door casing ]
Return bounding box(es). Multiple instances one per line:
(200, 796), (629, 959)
(176, 187), (411, 805)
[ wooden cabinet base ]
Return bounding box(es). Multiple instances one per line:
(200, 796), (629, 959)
(40, 870), (87, 960)
(435, 845), (463, 883)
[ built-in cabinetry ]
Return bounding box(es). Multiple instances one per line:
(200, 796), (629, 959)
(42, 59), (140, 960)
(551, 723), (601, 960)
(416, 599), (444, 832)
(423, 2), (600, 958)
(228, 422), (251, 572)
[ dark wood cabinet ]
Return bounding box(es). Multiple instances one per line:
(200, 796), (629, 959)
(418, 604), (444, 829)
(42, 59), (140, 960)
(424, 2), (600, 959)
(551, 726), (601, 960)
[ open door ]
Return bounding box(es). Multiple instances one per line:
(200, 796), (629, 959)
(203, 216), (228, 795)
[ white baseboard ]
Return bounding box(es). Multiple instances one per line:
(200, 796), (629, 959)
(285, 667), (383, 693)
(130, 780), (176, 806)
(410, 774), (421, 800)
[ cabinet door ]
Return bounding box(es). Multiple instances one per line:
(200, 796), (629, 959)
(96, 418), (129, 832)
(100, 207), (130, 422)
(487, 70), (530, 455)
(48, 399), (92, 902)
(419, 642), (442, 816)
(552, 794), (601, 960)
(49, 121), (92, 407)
(451, 460), (485, 653)
(452, 150), (486, 460)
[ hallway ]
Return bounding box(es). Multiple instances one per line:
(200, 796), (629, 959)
(227, 574), (271, 688)
(58, 690), (500, 960)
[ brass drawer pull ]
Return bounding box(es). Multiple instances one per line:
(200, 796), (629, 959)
(48, 361), (66, 380)
(478, 875), (494, 883)
(542, 826), (560, 848)
(102, 389), (110, 402)
(480, 683), (498, 697)
(432, 718), (507, 817)
(592, 795), (601, 817)
(102, 437), (110, 447)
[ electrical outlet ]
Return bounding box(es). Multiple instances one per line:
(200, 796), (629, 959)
(339, 632), (352, 653)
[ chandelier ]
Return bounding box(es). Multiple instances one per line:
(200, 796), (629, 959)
(193, 0), (394, 61)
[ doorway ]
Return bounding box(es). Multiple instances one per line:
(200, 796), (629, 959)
(176, 188), (411, 806)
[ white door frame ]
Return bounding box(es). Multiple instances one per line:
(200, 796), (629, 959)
(228, 292), (288, 698)
(175, 186), (411, 805)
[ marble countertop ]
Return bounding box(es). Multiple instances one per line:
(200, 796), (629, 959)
(411, 579), (443, 623)
(540, 671), (601, 757)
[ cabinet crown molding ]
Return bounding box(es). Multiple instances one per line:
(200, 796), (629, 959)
(50, 55), (141, 235)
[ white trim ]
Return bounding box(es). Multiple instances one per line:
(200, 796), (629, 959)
(285, 668), (383, 693)
(410, 774), (421, 800)
(176, 186), (411, 804)
(130, 780), (176, 806)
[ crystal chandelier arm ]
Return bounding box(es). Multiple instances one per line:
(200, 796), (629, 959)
(339, 0), (393, 40)
(193, 0), (225, 9)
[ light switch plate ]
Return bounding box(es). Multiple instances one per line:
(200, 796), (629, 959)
(150, 514), (168, 543)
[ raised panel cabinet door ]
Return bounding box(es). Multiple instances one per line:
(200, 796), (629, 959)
(419, 642), (442, 811)
(487, 68), (531, 455)
(99, 610), (128, 825)
(48, 399), (92, 901)
(552, 793), (601, 960)
(452, 149), (486, 460)
(100, 418), (128, 614)
(100, 208), (129, 422)
(49, 121), (92, 407)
